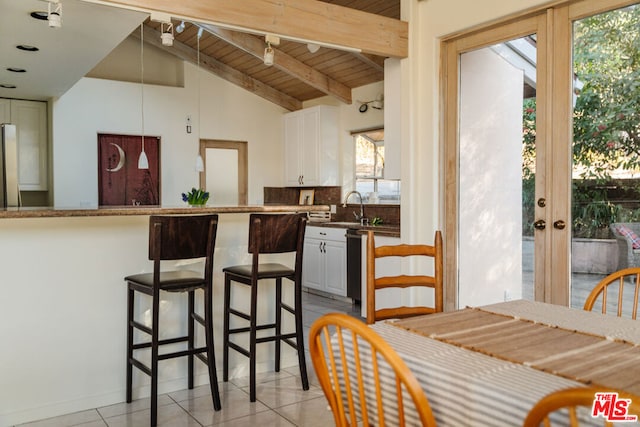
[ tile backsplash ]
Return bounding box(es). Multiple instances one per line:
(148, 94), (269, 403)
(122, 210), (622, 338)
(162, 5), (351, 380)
(334, 203), (400, 226)
(264, 186), (400, 226)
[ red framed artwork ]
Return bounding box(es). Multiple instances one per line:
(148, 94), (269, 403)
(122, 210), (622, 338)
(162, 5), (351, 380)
(98, 133), (160, 206)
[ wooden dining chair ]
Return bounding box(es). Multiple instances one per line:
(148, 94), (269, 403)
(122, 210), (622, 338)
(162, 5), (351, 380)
(523, 387), (640, 427)
(309, 312), (437, 427)
(583, 267), (640, 319)
(366, 230), (443, 324)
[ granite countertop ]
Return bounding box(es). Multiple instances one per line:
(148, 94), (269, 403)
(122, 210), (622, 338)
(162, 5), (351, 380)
(308, 221), (400, 238)
(0, 204), (330, 219)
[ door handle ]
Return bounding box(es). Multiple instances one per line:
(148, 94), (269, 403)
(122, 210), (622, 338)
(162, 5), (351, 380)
(533, 219), (546, 230)
(553, 220), (566, 230)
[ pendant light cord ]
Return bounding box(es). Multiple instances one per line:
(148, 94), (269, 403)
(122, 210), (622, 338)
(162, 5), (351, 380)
(140, 23), (145, 152)
(197, 31), (200, 141)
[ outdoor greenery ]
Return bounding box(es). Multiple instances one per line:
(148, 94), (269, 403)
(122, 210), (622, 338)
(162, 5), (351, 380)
(522, 5), (640, 238)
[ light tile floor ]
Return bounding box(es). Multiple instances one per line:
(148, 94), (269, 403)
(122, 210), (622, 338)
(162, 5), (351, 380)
(16, 291), (361, 427)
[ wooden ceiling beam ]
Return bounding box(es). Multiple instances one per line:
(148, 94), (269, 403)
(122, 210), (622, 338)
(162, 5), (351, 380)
(138, 26), (302, 111)
(353, 53), (385, 73)
(81, 0), (408, 58)
(205, 26), (352, 105)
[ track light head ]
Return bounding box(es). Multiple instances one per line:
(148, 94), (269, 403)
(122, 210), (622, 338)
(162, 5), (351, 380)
(160, 22), (174, 46)
(264, 43), (274, 66)
(47, 1), (62, 28)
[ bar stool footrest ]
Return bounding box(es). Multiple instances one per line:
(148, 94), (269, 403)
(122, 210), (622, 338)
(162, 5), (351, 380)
(132, 336), (189, 350)
(130, 357), (152, 376)
(158, 346), (208, 361)
(228, 341), (250, 357)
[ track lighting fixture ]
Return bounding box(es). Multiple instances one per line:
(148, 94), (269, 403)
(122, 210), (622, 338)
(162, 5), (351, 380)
(263, 34), (280, 66)
(160, 22), (174, 46)
(175, 21), (185, 34)
(47, 0), (62, 28)
(263, 42), (274, 66)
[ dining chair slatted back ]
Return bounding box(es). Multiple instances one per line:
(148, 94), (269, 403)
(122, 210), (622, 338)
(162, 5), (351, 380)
(583, 267), (640, 320)
(366, 230), (443, 324)
(309, 312), (437, 427)
(523, 387), (640, 427)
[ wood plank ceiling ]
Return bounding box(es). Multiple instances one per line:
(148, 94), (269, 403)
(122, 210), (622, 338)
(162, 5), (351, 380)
(142, 0), (400, 111)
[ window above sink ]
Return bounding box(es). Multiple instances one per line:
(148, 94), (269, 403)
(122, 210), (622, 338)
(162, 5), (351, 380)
(353, 128), (401, 204)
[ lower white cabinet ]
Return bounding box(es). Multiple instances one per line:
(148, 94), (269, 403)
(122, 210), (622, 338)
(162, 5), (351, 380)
(303, 226), (347, 296)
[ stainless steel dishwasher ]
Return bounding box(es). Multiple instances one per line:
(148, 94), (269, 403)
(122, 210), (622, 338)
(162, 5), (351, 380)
(346, 228), (362, 304)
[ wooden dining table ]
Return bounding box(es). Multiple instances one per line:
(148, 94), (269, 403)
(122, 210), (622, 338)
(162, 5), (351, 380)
(364, 299), (640, 426)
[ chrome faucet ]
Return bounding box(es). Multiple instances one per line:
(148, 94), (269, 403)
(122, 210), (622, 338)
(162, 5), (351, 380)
(342, 190), (367, 226)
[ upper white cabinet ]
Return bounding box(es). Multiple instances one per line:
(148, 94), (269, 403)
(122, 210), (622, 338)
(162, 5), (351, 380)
(0, 99), (48, 191)
(284, 105), (339, 186)
(384, 58), (401, 180)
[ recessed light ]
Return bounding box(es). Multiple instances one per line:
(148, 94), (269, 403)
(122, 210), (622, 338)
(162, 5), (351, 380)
(30, 11), (49, 21)
(7, 68), (26, 73)
(16, 45), (39, 52)
(0, 84), (17, 89)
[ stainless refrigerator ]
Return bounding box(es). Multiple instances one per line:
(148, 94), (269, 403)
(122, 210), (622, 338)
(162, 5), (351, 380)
(0, 124), (20, 207)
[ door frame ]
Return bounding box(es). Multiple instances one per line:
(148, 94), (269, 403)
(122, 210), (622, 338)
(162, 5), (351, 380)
(199, 139), (248, 205)
(441, 0), (639, 310)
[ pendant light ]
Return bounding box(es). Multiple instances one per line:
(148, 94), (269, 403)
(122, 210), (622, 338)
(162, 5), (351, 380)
(195, 27), (205, 172)
(138, 23), (149, 169)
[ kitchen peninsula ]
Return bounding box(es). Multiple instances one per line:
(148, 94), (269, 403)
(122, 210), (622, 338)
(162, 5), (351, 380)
(0, 204), (328, 426)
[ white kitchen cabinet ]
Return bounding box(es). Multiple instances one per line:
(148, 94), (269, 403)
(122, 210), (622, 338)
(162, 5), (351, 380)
(0, 98), (48, 191)
(284, 105), (339, 186)
(303, 226), (347, 296)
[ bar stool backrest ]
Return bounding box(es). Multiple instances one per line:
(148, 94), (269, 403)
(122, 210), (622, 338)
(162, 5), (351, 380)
(148, 214), (217, 261)
(247, 213), (307, 254)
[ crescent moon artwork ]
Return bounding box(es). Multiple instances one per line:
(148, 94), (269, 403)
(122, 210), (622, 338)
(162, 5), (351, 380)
(106, 143), (126, 172)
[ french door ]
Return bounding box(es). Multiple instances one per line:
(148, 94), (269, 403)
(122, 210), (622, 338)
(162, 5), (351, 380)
(442, 0), (639, 309)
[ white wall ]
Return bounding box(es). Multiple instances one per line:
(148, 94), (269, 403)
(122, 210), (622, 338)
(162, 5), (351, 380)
(53, 62), (286, 207)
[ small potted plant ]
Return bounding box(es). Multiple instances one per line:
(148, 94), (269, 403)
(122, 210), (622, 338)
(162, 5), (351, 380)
(182, 188), (210, 206)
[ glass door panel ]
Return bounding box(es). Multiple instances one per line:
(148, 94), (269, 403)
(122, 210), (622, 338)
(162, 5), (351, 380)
(457, 35), (538, 308)
(570, 4), (640, 309)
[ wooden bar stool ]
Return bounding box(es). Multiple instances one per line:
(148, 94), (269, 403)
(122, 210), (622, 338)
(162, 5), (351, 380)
(222, 213), (308, 402)
(125, 214), (221, 426)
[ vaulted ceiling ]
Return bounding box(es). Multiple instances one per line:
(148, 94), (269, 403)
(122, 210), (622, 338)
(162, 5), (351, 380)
(142, 0), (401, 110)
(0, 0), (401, 111)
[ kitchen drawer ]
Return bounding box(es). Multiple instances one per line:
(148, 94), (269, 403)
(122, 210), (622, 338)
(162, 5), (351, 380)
(306, 225), (346, 241)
